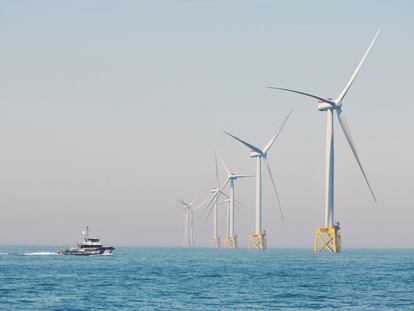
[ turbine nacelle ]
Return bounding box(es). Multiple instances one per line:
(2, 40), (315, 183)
(317, 98), (335, 111)
(228, 173), (248, 180)
(250, 150), (262, 158)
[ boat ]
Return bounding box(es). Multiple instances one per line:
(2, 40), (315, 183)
(58, 226), (114, 256)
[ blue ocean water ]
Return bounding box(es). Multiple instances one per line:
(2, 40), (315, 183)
(0, 247), (413, 310)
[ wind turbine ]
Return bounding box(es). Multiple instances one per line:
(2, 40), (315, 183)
(268, 29), (380, 253)
(207, 154), (251, 249)
(224, 109), (293, 250)
(209, 153), (221, 248)
(175, 196), (205, 247)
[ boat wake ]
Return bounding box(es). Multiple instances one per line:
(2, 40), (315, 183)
(23, 252), (58, 256)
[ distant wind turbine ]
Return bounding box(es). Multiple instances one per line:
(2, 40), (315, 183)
(224, 109), (293, 250)
(175, 195), (205, 247)
(207, 153), (251, 249)
(208, 152), (221, 248)
(268, 29), (380, 253)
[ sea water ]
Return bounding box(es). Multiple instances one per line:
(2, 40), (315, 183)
(0, 247), (413, 310)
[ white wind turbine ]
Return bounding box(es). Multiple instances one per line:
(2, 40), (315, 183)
(224, 109), (293, 250)
(175, 196), (205, 247)
(268, 29), (380, 253)
(209, 153), (221, 248)
(207, 154), (251, 249)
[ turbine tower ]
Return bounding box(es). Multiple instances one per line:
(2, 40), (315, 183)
(224, 109), (293, 250)
(175, 196), (205, 247)
(220, 197), (245, 243)
(207, 154), (251, 249)
(268, 29), (380, 253)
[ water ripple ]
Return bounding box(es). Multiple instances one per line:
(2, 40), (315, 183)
(0, 248), (413, 310)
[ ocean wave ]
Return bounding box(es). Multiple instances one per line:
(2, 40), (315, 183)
(0, 252), (8, 255)
(100, 253), (113, 256)
(23, 252), (58, 256)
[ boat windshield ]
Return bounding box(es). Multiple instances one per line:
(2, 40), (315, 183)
(85, 238), (100, 242)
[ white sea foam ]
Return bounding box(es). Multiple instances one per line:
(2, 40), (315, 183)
(23, 252), (58, 256)
(0, 252), (8, 255)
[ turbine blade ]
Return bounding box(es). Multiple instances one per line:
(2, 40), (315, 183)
(191, 189), (204, 207)
(337, 110), (377, 201)
(267, 87), (336, 106)
(216, 151), (231, 176)
(234, 198), (249, 209)
(220, 191), (230, 198)
(264, 158), (284, 220)
(223, 131), (263, 155)
(263, 108), (294, 154)
(174, 196), (189, 207)
(204, 178), (229, 219)
(214, 151), (220, 187)
(336, 29), (380, 104)
(193, 198), (208, 211)
(234, 174), (254, 179)
(220, 197), (245, 212)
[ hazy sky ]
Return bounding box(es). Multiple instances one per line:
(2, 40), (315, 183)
(0, 0), (413, 248)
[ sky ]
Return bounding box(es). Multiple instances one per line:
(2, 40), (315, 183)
(0, 0), (413, 248)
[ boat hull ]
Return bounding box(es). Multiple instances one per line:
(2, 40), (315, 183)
(58, 247), (114, 256)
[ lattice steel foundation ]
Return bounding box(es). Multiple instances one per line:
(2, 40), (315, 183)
(248, 233), (266, 250)
(224, 236), (238, 249)
(314, 226), (341, 253)
(209, 237), (220, 248)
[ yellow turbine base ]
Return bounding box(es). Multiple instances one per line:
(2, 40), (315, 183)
(224, 236), (238, 249)
(209, 238), (220, 248)
(314, 227), (341, 253)
(248, 233), (266, 250)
